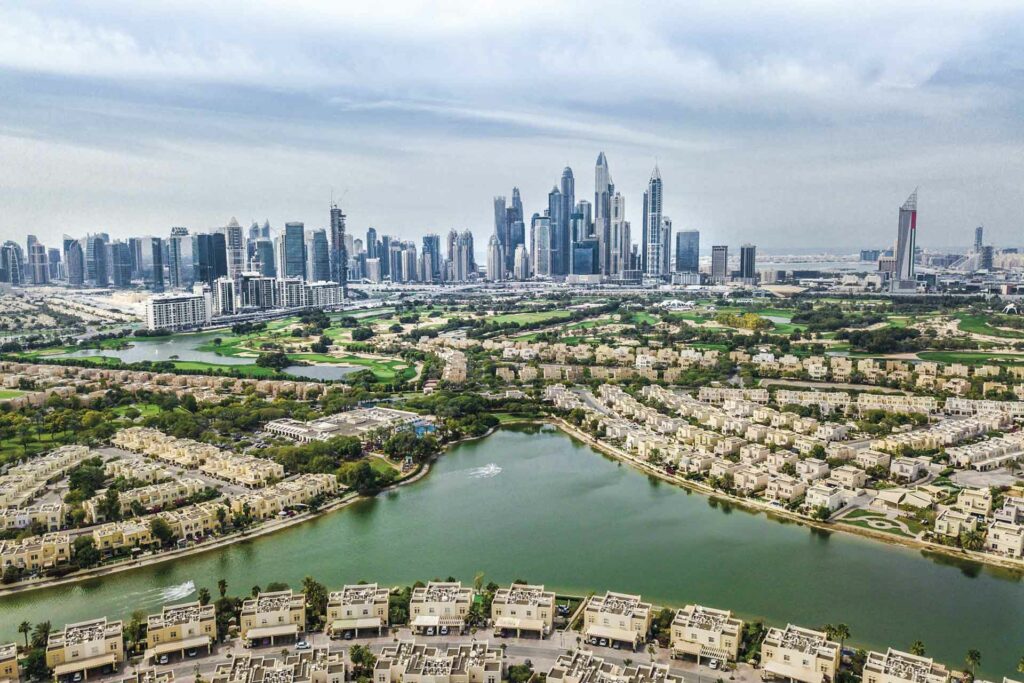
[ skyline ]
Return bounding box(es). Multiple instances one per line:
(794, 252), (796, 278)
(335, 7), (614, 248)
(2, 1), (1024, 248)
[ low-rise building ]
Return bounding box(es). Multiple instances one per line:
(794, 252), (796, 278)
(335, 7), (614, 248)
(829, 465), (866, 490)
(761, 624), (840, 683)
(955, 488), (993, 518)
(145, 601), (216, 663)
(670, 604), (743, 663)
(986, 521), (1024, 558)
(547, 649), (682, 683)
(766, 475), (807, 503)
(326, 583), (390, 637)
(491, 583), (556, 638)
(240, 590), (306, 645)
(0, 531), (71, 571)
(409, 582), (473, 635)
(933, 509), (976, 539)
(0, 643), (19, 683)
(583, 591), (652, 650)
(374, 641), (503, 683)
(862, 648), (950, 683)
(46, 618), (124, 681)
(210, 649), (345, 683)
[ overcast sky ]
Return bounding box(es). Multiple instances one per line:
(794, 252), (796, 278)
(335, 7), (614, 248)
(2, 0), (1023, 252)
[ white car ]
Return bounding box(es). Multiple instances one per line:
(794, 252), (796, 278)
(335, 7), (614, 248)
(708, 660), (719, 670)
(296, 641), (310, 650)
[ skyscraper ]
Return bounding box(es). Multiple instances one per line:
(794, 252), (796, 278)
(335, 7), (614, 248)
(547, 186), (563, 276)
(974, 225), (984, 253)
(128, 237), (144, 279)
(64, 237), (84, 286)
(739, 244), (757, 281)
(330, 202), (348, 297)
(594, 152), (614, 276)
(366, 227), (378, 260)
(149, 237), (165, 292)
(47, 247), (61, 281)
(675, 230), (699, 272)
(282, 222), (307, 278)
(532, 215), (552, 277)
(253, 240), (276, 277)
(513, 244), (530, 281)
(110, 241), (133, 288)
(27, 240), (49, 285)
(711, 245), (728, 283)
(0, 242), (25, 285)
(422, 234), (442, 282)
(557, 167), (574, 275)
(167, 227), (189, 289)
(493, 195), (507, 250)
(609, 192), (628, 277)
(308, 229), (331, 282)
(508, 187), (524, 271)
(893, 189), (918, 289)
(222, 217), (245, 279)
(193, 232), (228, 286)
(487, 235), (504, 281)
(642, 165), (664, 277)
(85, 235), (108, 287)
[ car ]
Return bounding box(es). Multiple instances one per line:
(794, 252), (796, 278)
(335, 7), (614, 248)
(599, 638), (609, 647)
(590, 637), (599, 645)
(439, 626), (449, 636)
(296, 641), (310, 650)
(709, 660), (719, 670)
(186, 649), (198, 658)
(72, 674), (83, 683)
(612, 642), (620, 650)
(157, 655), (169, 665)
(426, 627), (435, 636)
(343, 632), (354, 640)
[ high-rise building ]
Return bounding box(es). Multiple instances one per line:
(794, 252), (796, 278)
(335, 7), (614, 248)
(980, 245), (994, 271)
(110, 241), (133, 288)
(532, 215), (552, 277)
(379, 235), (392, 279)
(641, 165), (665, 277)
(64, 237), (84, 286)
(85, 235), (109, 287)
(493, 195), (507, 251)
(422, 234), (442, 283)
(487, 235), (504, 281)
(330, 202), (348, 298)
(609, 193), (628, 277)
(572, 239), (599, 276)
(739, 244), (757, 282)
(193, 232), (227, 287)
(128, 237), (144, 279)
(222, 217), (245, 279)
(167, 227), (189, 289)
(308, 229), (331, 282)
(47, 247), (61, 281)
(974, 226), (984, 253)
(148, 237), (165, 292)
(366, 227), (378, 260)
(508, 187), (525, 271)
(711, 245), (729, 283)
(674, 230), (699, 273)
(547, 186), (563, 276)
(0, 241), (25, 285)
(252, 240), (276, 277)
(594, 152), (614, 275)
(282, 222), (307, 278)
(513, 244), (530, 281)
(27, 240), (49, 285)
(556, 167), (574, 276)
(892, 189), (918, 289)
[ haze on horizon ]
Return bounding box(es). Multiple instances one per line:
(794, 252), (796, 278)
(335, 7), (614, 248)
(1, 0), (1023, 251)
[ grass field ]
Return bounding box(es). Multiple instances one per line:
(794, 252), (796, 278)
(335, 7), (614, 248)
(917, 351), (1024, 365)
(111, 403), (163, 418)
(287, 353), (414, 382)
(0, 389), (26, 400)
(957, 315), (1024, 339)
(490, 310), (573, 325)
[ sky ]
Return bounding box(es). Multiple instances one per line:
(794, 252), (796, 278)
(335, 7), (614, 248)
(1, 0), (1023, 252)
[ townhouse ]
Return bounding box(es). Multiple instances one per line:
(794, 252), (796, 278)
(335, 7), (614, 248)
(326, 583), (390, 637)
(670, 604), (743, 663)
(92, 520), (155, 553)
(156, 501), (228, 540)
(240, 590), (306, 645)
(583, 592), (652, 650)
(145, 601), (217, 662)
(761, 624), (840, 683)
(0, 643), (18, 683)
(374, 641), (502, 683)
(46, 618), (124, 681)
(210, 649), (345, 683)
(0, 502), (64, 532)
(85, 479), (208, 523)
(491, 583), (556, 638)
(409, 582), (473, 635)
(0, 445), (92, 508)
(862, 648), (950, 683)
(0, 532), (71, 571)
(229, 474), (338, 520)
(547, 650), (682, 683)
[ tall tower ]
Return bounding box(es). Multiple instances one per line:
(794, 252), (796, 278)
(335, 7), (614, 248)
(973, 226), (984, 253)
(330, 202), (348, 297)
(642, 165), (664, 277)
(282, 222), (307, 278)
(675, 230), (699, 273)
(893, 189), (918, 287)
(594, 152), (614, 276)
(493, 196), (507, 248)
(711, 245), (728, 283)
(739, 244), (757, 281)
(557, 167), (575, 275)
(222, 217), (245, 279)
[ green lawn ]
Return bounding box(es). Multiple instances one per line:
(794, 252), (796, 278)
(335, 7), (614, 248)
(368, 457), (398, 475)
(111, 403), (163, 418)
(957, 314), (1024, 339)
(490, 310), (573, 325)
(0, 389), (26, 400)
(917, 351), (1024, 365)
(287, 353), (414, 382)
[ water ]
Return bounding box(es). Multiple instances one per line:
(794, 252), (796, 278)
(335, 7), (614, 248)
(282, 365), (359, 381)
(58, 334), (253, 366)
(1, 426), (1021, 677)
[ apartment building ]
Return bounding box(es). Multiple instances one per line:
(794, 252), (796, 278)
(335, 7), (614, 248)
(0, 643), (19, 683)
(0, 531), (71, 571)
(46, 618), (124, 681)
(326, 583), (390, 637)
(240, 590), (306, 644)
(670, 604), (743, 663)
(409, 582), (474, 635)
(761, 624), (840, 683)
(985, 521), (1024, 558)
(862, 648), (950, 683)
(145, 601), (217, 662)
(491, 583), (556, 638)
(374, 641), (503, 683)
(583, 592), (652, 650)
(547, 650), (682, 683)
(210, 649), (345, 683)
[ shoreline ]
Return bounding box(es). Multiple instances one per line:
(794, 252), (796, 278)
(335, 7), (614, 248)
(550, 418), (1024, 575)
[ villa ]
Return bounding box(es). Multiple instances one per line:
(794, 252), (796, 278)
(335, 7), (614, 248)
(409, 582), (473, 635)
(145, 601), (217, 663)
(46, 618), (124, 681)
(862, 648), (950, 683)
(326, 584), (390, 637)
(669, 604), (743, 663)
(491, 583), (556, 638)
(240, 590), (306, 645)
(583, 591), (652, 650)
(761, 624), (840, 683)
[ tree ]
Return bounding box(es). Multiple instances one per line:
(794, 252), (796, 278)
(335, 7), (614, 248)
(17, 622), (30, 651)
(31, 621), (52, 649)
(73, 536), (101, 568)
(256, 352), (290, 370)
(301, 576), (328, 629)
(23, 648), (49, 681)
(350, 644), (377, 678)
(351, 327), (374, 342)
(97, 488), (122, 522)
(910, 641), (926, 656)
(150, 517), (177, 546)
(965, 650), (981, 678)
(198, 587), (212, 606)
(218, 578), (228, 598)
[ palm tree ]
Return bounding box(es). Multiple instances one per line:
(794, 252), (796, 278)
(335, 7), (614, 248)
(251, 585), (261, 597)
(832, 624), (851, 654)
(31, 621), (51, 649)
(218, 579), (228, 598)
(965, 649), (981, 678)
(17, 622), (30, 651)
(910, 641), (926, 656)
(1018, 655), (1024, 674)
(198, 587), (211, 606)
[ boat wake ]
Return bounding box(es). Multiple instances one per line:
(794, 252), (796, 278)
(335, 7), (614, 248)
(467, 463), (502, 479)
